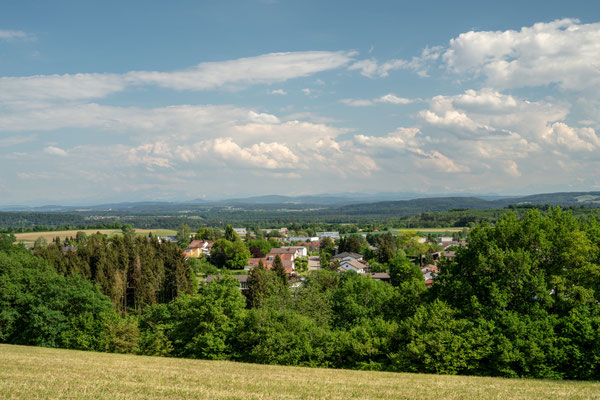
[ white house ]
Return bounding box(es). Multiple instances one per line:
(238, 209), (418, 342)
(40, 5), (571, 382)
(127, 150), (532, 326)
(339, 259), (368, 274)
(234, 228), (247, 236)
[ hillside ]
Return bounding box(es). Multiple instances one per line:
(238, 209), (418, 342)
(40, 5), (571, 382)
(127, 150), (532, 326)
(1, 344), (598, 400)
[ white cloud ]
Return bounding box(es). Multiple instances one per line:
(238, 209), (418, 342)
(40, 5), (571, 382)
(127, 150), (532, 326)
(0, 30), (33, 41)
(441, 19), (600, 90)
(340, 93), (415, 107)
(127, 143), (173, 170)
(376, 94), (413, 104)
(301, 88), (311, 95)
(0, 51), (356, 104)
(542, 122), (600, 151)
(0, 134), (35, 148)
(43, 146), (68, 157)
(348, 58), (407, 78)
(0, 73), (126, 103)
(503, 160), (521, 177)
(420, 89), (569, 141)
(127, 51), (355, 91)
(348, 46), (442, 78)
(340, 98), (373, 107)
(269, 89), (287, 95)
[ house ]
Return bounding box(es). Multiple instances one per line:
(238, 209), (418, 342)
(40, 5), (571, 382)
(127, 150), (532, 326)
(248, 252), (295, 273)
(316, 231), (340, 240)
(370, 272), (391, 283)
(421, 264), (439, 280)
(432, 251), (456, 261)
(205, 274), (249, 290)
(339, 259), (368, 274)
(286, 236), (319, 243)
(294, 241), (320, 252)
(270, 246), (307, 259)
(158, 236), (178, 243)
(332, 252), (364, 262)
(184, 240), (213, 258)
(233, 228), (247, 236)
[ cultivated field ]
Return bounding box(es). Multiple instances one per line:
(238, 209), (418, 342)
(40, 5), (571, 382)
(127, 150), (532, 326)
(1, 344), (598, 400)
(13, 229), (176, 244)
(393, 228), (467, 234)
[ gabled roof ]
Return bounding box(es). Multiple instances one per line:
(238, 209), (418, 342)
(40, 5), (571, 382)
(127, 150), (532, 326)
(340, 259), (367, 271)
(333, 252), (363, 260)
(370, 272), (390, 280)
(188, 240), (204, 248)
(269, 247), (299, 254)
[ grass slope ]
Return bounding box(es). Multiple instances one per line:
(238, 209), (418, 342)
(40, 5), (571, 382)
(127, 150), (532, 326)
(1, 344), (599, 399)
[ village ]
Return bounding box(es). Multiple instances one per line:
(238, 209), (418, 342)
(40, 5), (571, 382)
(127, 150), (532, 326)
(176, 227), (465, 290)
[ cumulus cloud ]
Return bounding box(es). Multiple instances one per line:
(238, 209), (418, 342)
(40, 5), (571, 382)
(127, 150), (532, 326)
(441, 19), (600, 90)
(420, 89), (569, 142)
(377, 94), (414, 104)
(542, 122), (600, 151)
(43, 146), (68, 157)
(269, 89), (287, 95)
(349, 46), (442, 78)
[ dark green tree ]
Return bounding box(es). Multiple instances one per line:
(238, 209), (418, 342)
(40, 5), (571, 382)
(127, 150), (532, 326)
(272, 255), (288, 286)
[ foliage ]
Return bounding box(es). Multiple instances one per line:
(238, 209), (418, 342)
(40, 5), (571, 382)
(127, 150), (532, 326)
(210, 239), (251, 269)
(0, 245), (116, 351)
(35, 234), (196, 313)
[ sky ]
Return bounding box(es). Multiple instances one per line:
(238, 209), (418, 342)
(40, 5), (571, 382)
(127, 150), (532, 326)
(1, 0), (600, 205)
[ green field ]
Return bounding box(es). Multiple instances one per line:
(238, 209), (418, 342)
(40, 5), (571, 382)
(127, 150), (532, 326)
(13, 229), (177, 244)
(1, 344), (598, 399)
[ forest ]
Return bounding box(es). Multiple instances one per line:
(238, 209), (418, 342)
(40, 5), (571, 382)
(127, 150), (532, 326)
(1, 208), (599, 380)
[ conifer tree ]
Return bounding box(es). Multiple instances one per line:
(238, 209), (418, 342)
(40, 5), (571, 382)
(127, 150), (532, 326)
(272, 255), (288, 285)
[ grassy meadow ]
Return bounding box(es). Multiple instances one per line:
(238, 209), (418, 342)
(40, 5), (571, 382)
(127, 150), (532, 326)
(13, 229), (176, 244)
(1, 344), (598, 400)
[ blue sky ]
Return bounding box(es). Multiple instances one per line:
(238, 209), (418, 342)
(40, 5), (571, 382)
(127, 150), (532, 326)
(1, 1), (600, 205)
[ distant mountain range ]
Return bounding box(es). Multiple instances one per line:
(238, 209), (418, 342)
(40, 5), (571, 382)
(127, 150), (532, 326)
(1, 191), (599, 214)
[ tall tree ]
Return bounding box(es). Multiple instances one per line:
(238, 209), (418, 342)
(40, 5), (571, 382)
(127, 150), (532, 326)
(224, 225), (239, 242)
(272, 255), (288, 285)
(176, 224), (191, 248)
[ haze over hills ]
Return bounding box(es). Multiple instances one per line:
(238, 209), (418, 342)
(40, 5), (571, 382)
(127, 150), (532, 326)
(0, 191), (598, 214)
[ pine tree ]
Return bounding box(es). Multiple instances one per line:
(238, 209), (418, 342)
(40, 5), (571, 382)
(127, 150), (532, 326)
(245, 260), (267, 308)
(272, 255), (288, 285)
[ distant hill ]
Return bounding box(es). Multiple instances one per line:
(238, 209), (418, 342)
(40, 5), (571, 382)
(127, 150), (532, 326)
(338, 191), (600, 215)
(1, 191), (599, 215)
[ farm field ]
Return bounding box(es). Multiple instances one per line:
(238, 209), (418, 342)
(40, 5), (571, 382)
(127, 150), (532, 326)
(13, 228), (176, 244)
(392, 228), (467, 234)
(1, 344), (599, 400)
